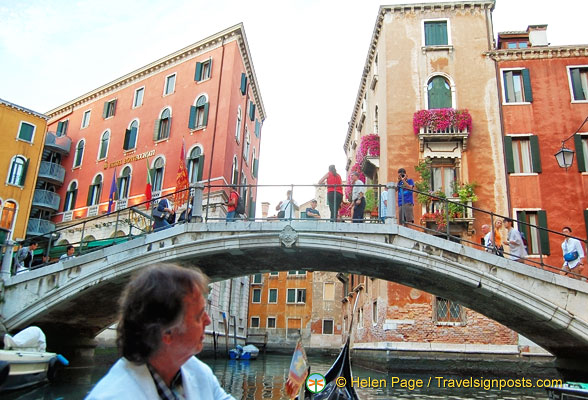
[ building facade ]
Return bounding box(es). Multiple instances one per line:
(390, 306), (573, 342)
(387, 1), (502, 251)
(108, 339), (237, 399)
(0, 99), (48, 243)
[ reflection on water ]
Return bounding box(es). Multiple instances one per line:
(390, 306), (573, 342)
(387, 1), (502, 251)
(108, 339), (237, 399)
(2, 351), (550, 399)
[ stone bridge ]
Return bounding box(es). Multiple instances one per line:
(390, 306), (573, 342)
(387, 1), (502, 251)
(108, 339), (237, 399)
(1, 221), (588, 371)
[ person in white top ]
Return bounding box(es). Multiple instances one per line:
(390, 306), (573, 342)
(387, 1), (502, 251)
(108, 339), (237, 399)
(561, 226), (585, 276)
(504, 218), (527, 262)
(481, 224), (493, 252)
(276, 190), (298, 220)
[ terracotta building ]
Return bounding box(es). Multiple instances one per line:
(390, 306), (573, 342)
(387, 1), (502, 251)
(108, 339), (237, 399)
(487, 25), (588, 271)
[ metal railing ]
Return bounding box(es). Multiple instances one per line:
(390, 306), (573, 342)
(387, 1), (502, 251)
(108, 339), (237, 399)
(32, 189), (61, 211)
(38, 161), (66, 185)
(44, 131), (72, 154)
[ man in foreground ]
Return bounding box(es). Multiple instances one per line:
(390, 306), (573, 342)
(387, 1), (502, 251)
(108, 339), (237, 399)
(86, 264), (234, 399)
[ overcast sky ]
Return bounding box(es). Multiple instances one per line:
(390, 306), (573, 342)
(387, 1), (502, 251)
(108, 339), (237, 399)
(1, 0), (587, 212)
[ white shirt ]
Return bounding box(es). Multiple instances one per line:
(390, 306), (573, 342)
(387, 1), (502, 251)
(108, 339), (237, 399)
(562, 237), (585, 269)
(507, 228), (527, 260)
(483, 231), (493, 252)
(352, 179), (365, 201)
(279, 198), (298, 219)
(380, 190), (388, 217)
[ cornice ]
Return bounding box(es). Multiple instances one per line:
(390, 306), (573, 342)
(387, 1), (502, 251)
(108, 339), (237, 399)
(0, 98), (48, 120)
(385, 0), (494, 14)
(486, 45), (588, 62)
(46, 24), (266, 121)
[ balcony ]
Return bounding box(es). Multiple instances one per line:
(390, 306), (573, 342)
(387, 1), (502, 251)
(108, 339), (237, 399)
(413, 109), (472, 152)
(38, 161), (65, 185)
(27, 218), (56, 236)
(32, 189), (61, 212)
(44, 131), (71, 155)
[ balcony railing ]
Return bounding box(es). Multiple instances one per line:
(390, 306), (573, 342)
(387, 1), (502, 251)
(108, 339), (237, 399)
(27, 218), (56, 236)
(414, 108), (472, 151)
(38, 161), (66, 185)
(32, 189), (61, 211)
(44, 132), (72, 155)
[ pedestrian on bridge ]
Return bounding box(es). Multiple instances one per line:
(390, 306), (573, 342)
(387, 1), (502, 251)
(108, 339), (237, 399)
(562, 226), (585, 277)
(86, 264), (234, 400)
(504, 218), (527, 262)
(351, 172), (366, 223)
(277, 190), (297, 220)
(397, 168), (414, 225)
(318, 165), (343, 222)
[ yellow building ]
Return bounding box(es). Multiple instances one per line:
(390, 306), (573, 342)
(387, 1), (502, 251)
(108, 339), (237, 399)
(0, 98), (48, 242)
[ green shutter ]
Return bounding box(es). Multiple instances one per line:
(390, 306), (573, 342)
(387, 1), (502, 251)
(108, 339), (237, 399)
(530, 135), (542, 173)
(87, 185), (94, 206)
(112, 99), (117, 116)
(57, 121), (63, 134)
(124, 129), (131, 150)
(253, 158), (258, 178)
(197, 155), (205, 181)
(537, 210), (550, 255)
(153, 119), (161, 141)
(18, 158), (29, 186)
(188, 105), (197, 129)
(575, 134), (586, 172)
(425, 21), (447, 46)
(130, 127), (137, 148)
(63, 120), (69, 135)
(287, 289), (295, 303)
(250, 103), (256, 121)
(571, 68), (586, 101)
(194, 62), (202, 82)
(522, 69), (533, 102)
(240, 73), (247, 95)
(249, 199), (256, 220)
(516, 210), (528, 244)
(208, 59), (212, 79)
(19, 123), (34, 141)
(102, 101), (109, 118)
(504, 136), (515, 173)
(584, 210), (588, 238)
(202, 103), (209, 126)
(255, 120), (260, 137)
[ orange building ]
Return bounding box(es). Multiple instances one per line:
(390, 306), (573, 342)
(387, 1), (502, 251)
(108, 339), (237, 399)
(489, 25), (588, 269)
(44, 24), (265, 235)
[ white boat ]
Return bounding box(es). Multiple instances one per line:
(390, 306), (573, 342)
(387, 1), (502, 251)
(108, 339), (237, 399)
(546, 382), (588, 400)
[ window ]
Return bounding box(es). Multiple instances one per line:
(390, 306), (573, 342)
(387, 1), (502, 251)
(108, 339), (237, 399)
(358, 307), (363, 329)
(507, 42), (528, 49)
(155, 108), (171, 141)
(17, 121), (35, 142)
(427, 76), (452, 109)
(502, 69), (533, 103)
(372, 301), (378, 324)
(250, 317), (260, 328)
(323, 319), (334, 335)
(103, 99), (117, 119)
(56, 120), (69, 136)
(7, 156), (28, 186)
(569, 66), (588, 101)
(64, 181), (78, 211)
(235, 107), (242, 143)
(87, 175), (102, 206)
(323, 282), (335, 301)
(254, 119), (261, 138)
(268, 288), (278, 303)
(575, 134), (588, 172)
(231, 156), (238, 185)
(288, 270), (306, 276)
(0, 201), (16, 231)
(267, 317), (276, 329)
(194, 59), (212, 82)
(248, 101), (256, 121)
(118, 166), (131, 199)
(504, 136), (541, 174)
(240, 73), (247, 95)
(124, 120), (139, 151)
(188, 146), (204, 183)
(252, 273), (262, 284)
(373, 106), (379, 134)
(133, 87), (144, 108)
(269, 272), (279, 276)
(152, 157), (165, 192)
(516, 210), (550, 255)
(252, 288), (261, 303)
(287, 288), (306, 304)
(243, 128), (250, 163)
(164, 74), (176, 95)
(252, 148), (258, 179)
(431, 159), (456, 197)
(73, 139), (85, 168)
(424, 20), (448, 46)
(188, 95), (209, 130)
(98, 131), (110, 160)
(434, 297), (465, 324)
(82, 110), (91, 128)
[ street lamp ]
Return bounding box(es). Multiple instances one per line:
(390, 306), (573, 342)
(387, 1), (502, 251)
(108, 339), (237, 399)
(554, 116), (588, 170)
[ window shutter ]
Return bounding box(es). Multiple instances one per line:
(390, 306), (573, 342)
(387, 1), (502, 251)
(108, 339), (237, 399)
(71, 190), (78, 212)
(522, 69), (533, 102)
(102, 101), (109, 118)
(503, 136), (515, 173)
(575, 134), (586, 172)
(87, 185), (94, 206)
(584, 210), (588, 238)
(57, 121), (63, 134)
(504, 71), (514, 103)
(197, 155), (205, 181)
(537, 210), (550, 255)
(253, 159), (258, 178)
(202, 103), (209, 126)
(153, 119), (161, 141)
(570, 68), (586, 101)
(18, 158), (29, 186)
(255, 120), (260, 137)
(112, 99), (117, 116)
(516, 210), (528, 243)
(249, 199), (256, 220)
(194, 62), (202, 82)
(240, 73), (247, 95)
(130, 127), (137, 148)
(208, 59), (212, 79)
(124, 129), (131, 150)
(188, 105), (197, 129)
(530, 135), (542, 173)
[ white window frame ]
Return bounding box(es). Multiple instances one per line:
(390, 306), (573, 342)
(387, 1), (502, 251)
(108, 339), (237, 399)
(73, 139), (85, 169)
(151, 156), (166, 192)
(88, 173), (103, 207)
(507, 134), (537, 176)
(235, 106), (242, 143)
(423, 72), (457, 110)
(16, 121), (36, 143)
(163, 73), (176, 96)
(421, 18), (452, 47)
(197, 58), (213, 82)
(323, 282), (335, 301)
(286, 288), (306, 304)
(133, 86), (145, 108)
(103, 99), (117, 120)
(512, 207), (543, 258)
(252, 288), (262, 304)
(6, 155), (26, 187)
(500, 67), (531, 105)
(98, 130), (110, 161)
(125, 119), (140, 152)
(566, 65), (588, 103)
(81, 110), (91, 129)
(268, 288), (278, 304)
(250, 316), (260, 328)
(267, 316), (277, 329)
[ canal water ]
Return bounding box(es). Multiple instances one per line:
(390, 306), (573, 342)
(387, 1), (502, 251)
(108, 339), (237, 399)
(4, 350), (555, 399)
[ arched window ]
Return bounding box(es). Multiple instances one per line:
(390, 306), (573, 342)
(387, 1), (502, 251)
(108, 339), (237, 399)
(87, 174), (102, 206)
(7, 156), (28, 186)
(243, 127), (250, 162)
(0, 201), (17, 231)
(124, 120), (139, 150)
(188, 146), (204, 183)
(235, 106), (242, 143)
(118, 166), (132, 199)
(64, 181), (78, 211)
(98, 131), (110, 160)
(73, 139), (85, 168)
(195, 95), (208, 129)
(427, 76), (452, 109)
(374, 105), (379, 134)
(231, 156), (238, 185)
(152, 157), (165, 192)
(155, 108), (171, 141)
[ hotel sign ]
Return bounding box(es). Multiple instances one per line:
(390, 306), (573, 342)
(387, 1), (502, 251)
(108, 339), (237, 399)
(104, 149), (156, 169)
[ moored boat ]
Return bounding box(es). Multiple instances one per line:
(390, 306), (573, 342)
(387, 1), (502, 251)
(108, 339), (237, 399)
(546, 382), (588, 400)
(0, 350), (68, 392)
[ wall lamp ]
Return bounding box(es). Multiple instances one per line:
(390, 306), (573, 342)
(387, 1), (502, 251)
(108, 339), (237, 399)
(554, 116), (588, 170)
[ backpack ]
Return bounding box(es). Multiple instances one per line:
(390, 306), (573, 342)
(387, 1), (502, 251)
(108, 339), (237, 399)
(235, 194), (246, 215)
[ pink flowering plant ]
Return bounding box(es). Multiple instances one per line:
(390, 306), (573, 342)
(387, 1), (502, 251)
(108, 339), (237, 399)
(413, 108), (472, 134)
(356, 134), (380, 163)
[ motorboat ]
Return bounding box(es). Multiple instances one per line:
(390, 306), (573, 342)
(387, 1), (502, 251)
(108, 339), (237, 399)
(545, 382), (588, 399)
(229, 344), (259, 360)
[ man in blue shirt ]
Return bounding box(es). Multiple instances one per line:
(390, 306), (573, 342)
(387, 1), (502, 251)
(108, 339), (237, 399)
(305, 199), (321, 219)
(397, 168), (414, 225)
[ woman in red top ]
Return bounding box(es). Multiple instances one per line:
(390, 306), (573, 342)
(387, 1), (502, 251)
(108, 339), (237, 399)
(319, 165), (343, 222)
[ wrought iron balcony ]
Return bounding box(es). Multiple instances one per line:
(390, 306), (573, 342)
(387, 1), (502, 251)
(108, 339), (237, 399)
(413, 108), (472, 151)
(44, 131), (72, 155)
(38, 161), (66, 185)
(27, 218), (56, 236)
(32, 189), (61, 211)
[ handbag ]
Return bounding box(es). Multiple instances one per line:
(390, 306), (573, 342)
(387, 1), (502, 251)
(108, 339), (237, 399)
(277, 210), (285, 219)
(152, 208), (165, 219)
(494, 245), (504, 257)
(564, 251), (579, 262)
